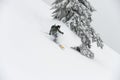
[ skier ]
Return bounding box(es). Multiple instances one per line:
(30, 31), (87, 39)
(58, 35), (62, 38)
(49, 24), (64, 42)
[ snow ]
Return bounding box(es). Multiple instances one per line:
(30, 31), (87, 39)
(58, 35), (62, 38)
(0, 0), (120, 80)
(43, 0), (120, 53)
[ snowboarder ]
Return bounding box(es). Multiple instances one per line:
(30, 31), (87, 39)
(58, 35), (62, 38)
(49, 24), (64, 42)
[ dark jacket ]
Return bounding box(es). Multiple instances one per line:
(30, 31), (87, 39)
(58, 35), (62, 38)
(49, 25), (64, 35)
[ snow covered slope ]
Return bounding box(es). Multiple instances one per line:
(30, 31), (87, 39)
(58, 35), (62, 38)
(0, 0), (120, 80)
(43, 0), (120, 54)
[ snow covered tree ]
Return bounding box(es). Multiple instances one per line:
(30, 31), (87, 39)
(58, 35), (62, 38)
(52, 0), (104, 49)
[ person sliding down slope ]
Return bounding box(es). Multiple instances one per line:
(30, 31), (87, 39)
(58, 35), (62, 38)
(49, 24), (64, 43)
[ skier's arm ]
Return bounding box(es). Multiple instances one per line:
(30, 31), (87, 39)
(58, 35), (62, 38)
(58, 29), (64, 34)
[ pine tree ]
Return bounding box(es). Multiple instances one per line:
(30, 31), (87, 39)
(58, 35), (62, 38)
(52, 0), (104, 49)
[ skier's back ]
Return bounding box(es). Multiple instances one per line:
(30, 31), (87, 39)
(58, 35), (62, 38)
(49, 24), (64, 42)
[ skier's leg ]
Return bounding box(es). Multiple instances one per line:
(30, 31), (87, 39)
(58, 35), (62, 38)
(53, 33), (58, 43)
